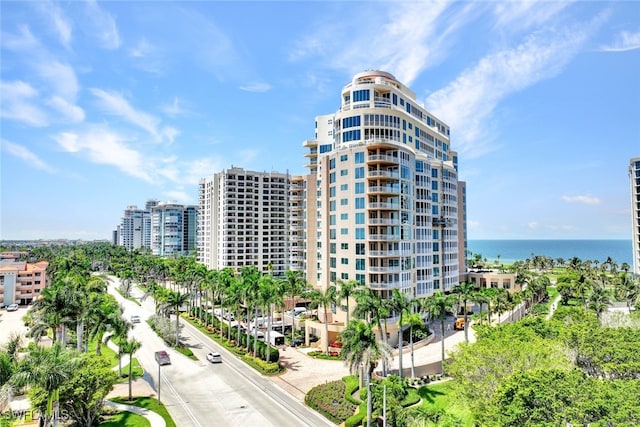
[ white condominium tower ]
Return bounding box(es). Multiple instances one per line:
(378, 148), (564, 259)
(630, 157), (640, 275)
(302, 71), (467, 321)
(150, 202), (198, 257)
(198, 167), (293, 277)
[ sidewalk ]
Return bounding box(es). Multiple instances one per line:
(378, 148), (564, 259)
(104, 400), (166, 427)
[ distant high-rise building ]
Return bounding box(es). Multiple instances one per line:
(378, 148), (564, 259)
(198, 167), (292, 276)
(630, 157), (640, 275)
(151, 202), (198, 257)
(118, 205), (150, 250)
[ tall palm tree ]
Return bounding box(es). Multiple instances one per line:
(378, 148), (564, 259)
(309, 285), (337, 354)
(404, 312), (424, 378)
(281, 269), (308, 344)
(588, 285), (611, 320)
(119, 338), (142, 401)
(12, 343), (80, 427)
(389, 289), (412, 379)
(452, 281), (476, 342)
(258, 272), (282, 360)
(340, 320), (390, 427)
(422, 291), (456, 374)
(337, 279), (360, 327)
(163, 290), (191, 346)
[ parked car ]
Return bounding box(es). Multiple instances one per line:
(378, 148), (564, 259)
(6, 304), (18, 312)
(291, 337), (305, 347)
(206, 352), (222, 363)
(154, 350), (171, 366)
(223, 312), (235, 321)
(131, 315), (141, 323)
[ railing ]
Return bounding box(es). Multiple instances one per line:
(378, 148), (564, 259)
(367, 218), (400, 225)
(369, 234), (401, 241)
(368, 202), (400, 210)
(368, 266), (402, 273)
(368, 186), (400, 194)
(367, 170), (400, 179)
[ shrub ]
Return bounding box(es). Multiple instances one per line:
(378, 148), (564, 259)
(241, 354), (283, 375)
(306, 380), (358, 424)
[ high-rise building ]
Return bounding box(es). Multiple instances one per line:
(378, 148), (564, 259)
(198, 167), (292, 276)
(118, 205), (151, 250)
(301, 70), (467, 328)
(630, 157), (640, 275)
(151, 202), (198, 257)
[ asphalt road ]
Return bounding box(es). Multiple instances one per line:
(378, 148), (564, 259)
(107, 277), (335, 427)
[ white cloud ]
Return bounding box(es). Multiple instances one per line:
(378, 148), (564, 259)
(0, 80), (49, 127)
(90, 88), (161, 139)
(163, 189), (192, 204)
(161, 97), (188, 118)
(162, 127), (180, 144)
(1, 25), (39, 51)
(600, 30), (640, 52)
(492, 1), (572, 31)
(239, 82), (273, 93)
(46, 96), (85, 123)
(1, 139), (55, 172)
(561, 195), (602, 205)
(129, 38), (153, 58)
(85, 0), (120, 49)
(36, 60), (79, 100)
(182, 157), (225, 185)
(37, 0), (72, 48)
(54, 129), (153, 182)
(288, 1), (474, 86)
(425, 18), (603, 158)
(527, 221), (539, 229)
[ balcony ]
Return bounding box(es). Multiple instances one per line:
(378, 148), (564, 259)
(368, 154), (399, 164)
(369, 234), (401, 241)
(368, 266), (401, 273)
(367, 218), (400, 226)
(367, 170), (399, 179)
(368, 250), (410, 257)
(368, 186), (399, 195)
(368, 202), (399, 210)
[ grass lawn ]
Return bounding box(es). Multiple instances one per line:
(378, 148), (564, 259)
(417, 381), (474, 426)
(100, 410), (150, 427)
(108, 397), (176, 427)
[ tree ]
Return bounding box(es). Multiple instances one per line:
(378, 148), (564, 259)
(452, 281), (477, 343)
(12, 343), (81, 427)
(587, 284), (611, 320)
(422, 291), (456, 374)
(389, 289), (412, 378)
(340, 320), (390, 427)
(309, 285), (337, 354)
(29, 353), (118, 427)
(404, 312), (424, 379)
(336, 279), (360, 327)
(119, 338), (142, 401)
(163, 290), (190, 346)
(281, 269), (308, 344)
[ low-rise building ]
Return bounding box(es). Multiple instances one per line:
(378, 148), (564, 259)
(0, 254), (49, 306)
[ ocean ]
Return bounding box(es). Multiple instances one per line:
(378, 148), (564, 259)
(467, 240), (633, 267)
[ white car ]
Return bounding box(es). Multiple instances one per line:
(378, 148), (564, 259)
(6, 304), (18, 312)
(206, 352), (222, 363)
(131, 315), (142, 323)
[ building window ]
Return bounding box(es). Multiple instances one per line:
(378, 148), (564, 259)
(355, 213), (364, 224)
(340, 184), (348, 191)
(341, 243), (349, 250)
(356, 243), (365, 255)
(330, 243), (336, 254)
(340, 169), (348, 176)
(330, 172), (336, 183)
(330, 201), (336, 211)
(341, 228), (348, 235)
(353, 89), (370, 102)
(356, 259), (365, 270)
(330, 214), (336, 225)
(341, 273), (349, 280)
(340, 213), (348, 220)
(330, 187), (336, 197)
(330, 229), (336, 239)
(341, 198), (348, 206)
(356, 274), (365, 284)
(355, 167), (364, 179)
(341, 258), (349, 265)
(355, 198), (365, 209)
(355, 182), (364, 194)
(356, 228), (365, 239)
(330, 258), (336, 268)
(340, 154), (348, 161)
(355, 152), (364, 163)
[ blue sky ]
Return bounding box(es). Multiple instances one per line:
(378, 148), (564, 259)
(1, 1), (638, 241)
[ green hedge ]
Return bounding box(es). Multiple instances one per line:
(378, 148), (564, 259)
(241, 354), (283, 375)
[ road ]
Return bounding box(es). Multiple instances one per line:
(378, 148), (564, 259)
(107, 277), (334, 427)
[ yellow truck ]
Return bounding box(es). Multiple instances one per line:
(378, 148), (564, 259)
(454, 318), (466, 330)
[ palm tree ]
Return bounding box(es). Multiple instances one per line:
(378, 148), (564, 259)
(389, 289), (412, 378)
(119, 338), (142, 401)
(588, 285), (611, 320)
(340, 320), (390, 427)
(337, 279), (360, 327)
(12, 343), (80, 427)
(281, 269), (308, 344)
(309, 285), (337, 354)
(404, 312), (424, 378)
(452, 281), (476, 342)
(422, 291), (456, 374)
(258, 272), (282, 360)
(163, 290), (190, 346)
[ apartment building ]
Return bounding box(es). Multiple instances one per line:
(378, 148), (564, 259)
(151, 202), (198, 257)
(198, 167), (293, 276)
(117, 200), (157, 250)
(300, 71), (467, 345)
(0, 253), (48, 306)
(631, 157), (640, 275)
